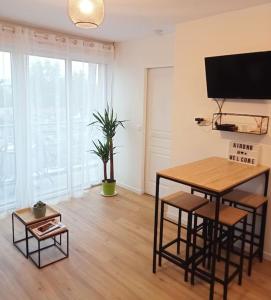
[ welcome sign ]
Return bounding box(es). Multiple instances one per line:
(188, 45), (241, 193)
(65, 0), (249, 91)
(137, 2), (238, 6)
(228, 141), (260, 166)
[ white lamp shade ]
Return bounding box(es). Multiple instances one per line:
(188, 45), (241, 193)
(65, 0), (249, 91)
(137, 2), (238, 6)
(68, 0), (104, 28)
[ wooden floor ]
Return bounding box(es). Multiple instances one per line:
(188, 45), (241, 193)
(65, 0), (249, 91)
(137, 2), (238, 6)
(1, 187), (271, 300)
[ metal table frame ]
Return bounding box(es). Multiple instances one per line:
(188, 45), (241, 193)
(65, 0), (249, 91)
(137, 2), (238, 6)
(12, 211), (62, 258)
(28, 229), (69, 269)
(153, 168), (269, 300)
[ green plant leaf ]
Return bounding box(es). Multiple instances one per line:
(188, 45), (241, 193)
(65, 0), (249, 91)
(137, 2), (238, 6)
(91, 139), (110, 163)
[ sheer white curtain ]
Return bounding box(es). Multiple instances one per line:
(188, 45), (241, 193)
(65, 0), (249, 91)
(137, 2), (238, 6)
(0, 21), (113, 215)
(0, 52), (16, 212)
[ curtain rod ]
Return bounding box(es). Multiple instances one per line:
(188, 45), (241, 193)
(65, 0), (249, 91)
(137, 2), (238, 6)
(0, 18), (113, 47)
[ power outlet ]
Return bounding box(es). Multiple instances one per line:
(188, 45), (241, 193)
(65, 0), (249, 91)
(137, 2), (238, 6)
(195, 117), (211, 126)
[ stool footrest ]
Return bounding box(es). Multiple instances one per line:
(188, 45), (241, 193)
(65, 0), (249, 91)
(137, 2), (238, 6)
(159, 250), (186, 267)
(161, 238), (179, 250)
(193, 263), (240, 286)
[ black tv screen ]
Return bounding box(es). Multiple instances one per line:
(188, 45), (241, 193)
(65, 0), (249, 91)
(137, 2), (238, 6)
(205, 51), (271, 99)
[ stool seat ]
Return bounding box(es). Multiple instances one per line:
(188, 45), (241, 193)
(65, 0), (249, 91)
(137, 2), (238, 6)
(162, 191), (209, 212)
(223, 190), (268, 209)
(195, 202), (248, 226)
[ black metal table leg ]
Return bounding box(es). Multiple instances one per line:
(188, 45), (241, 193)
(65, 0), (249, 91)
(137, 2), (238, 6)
(177, 209), (182, 254)
(239, 216), (247, 285)
(158, 201), (165, 266)
(259, 170), (269, 263)
(202, 219), (207, 268)
(12, 213), (15, 244)
(207, 221), (213, 270)
(38, 240), (41, 268)
(185, 212), (192, 282)
(264, 170), (269, 197)
(60, 215), (62, 245)
(191, 214), (198, 286)
(25, 226), (29, 258)
(259, 202), (267, 262)
(12, 213), (31, 258)
(67, 231), (69, 257)
(153, 175), (160, 273)
(218, 224), (223, 262)
(209, 195), (221, 300)
(248, 210), (256, 276)
(223, 226), (233, 300)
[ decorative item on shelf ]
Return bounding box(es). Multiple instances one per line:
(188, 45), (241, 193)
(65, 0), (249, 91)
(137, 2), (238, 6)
(89, 106), (126, 197)
(33, 201), (47, 219)
(212, 113), (269, 135)
(215, 123), (238, 132)
(68, 0), (104, 28)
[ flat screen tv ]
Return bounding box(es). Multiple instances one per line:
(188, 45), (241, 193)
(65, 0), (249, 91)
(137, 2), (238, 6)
(205, 51), (271, 99)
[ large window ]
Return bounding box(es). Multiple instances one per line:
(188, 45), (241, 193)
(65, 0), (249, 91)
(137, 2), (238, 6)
(0, 52), (108, 214)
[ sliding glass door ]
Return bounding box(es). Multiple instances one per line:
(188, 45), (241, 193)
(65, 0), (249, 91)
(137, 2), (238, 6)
(0, 52), (107, 214)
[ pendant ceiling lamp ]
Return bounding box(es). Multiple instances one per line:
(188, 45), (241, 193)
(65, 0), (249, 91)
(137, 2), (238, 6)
(68, 0), (104, 28)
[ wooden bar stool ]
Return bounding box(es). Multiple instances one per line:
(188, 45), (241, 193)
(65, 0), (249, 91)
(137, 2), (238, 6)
(222, 190), (268, 276)
(191, 202), (248, 300)
(158, 191), (208, 282)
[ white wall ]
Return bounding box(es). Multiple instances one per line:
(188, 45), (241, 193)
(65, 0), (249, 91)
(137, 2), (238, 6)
(113, 33), (175, 193)
(173, 3), (271, 258)
(113, 3), (271, 258)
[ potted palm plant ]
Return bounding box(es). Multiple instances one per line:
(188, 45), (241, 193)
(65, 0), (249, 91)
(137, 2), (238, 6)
(90, 106), (125, 196)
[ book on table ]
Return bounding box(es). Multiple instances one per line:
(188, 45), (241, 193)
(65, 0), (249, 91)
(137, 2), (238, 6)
(32, 219), (66, 237)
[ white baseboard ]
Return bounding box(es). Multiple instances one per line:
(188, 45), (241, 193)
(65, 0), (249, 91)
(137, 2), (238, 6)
(117, 182), (144, 195)
(263, 251), (271, 261)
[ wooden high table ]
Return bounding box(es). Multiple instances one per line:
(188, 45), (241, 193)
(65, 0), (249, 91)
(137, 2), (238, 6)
(153, 157), (270, 300)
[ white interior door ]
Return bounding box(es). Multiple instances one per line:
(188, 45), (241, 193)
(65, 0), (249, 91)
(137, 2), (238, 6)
(145, 67), (173, 197)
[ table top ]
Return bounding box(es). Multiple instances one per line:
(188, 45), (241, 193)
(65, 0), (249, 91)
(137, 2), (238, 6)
(158, 157), (270, 194)
(14, 205), (60, 225)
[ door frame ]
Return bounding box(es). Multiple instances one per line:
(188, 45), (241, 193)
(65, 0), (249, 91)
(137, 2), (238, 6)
(142, 66), (174, 195)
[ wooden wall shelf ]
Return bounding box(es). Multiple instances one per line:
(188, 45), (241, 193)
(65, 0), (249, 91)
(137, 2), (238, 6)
(212, 113), (269, 135)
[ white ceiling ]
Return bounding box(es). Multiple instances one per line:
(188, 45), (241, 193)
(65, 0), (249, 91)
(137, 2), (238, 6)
(0, 0), (271, 42)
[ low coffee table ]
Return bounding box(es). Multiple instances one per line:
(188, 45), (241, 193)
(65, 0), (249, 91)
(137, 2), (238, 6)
(12, 206), (61, 257)
(27, 219), (69, 268)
